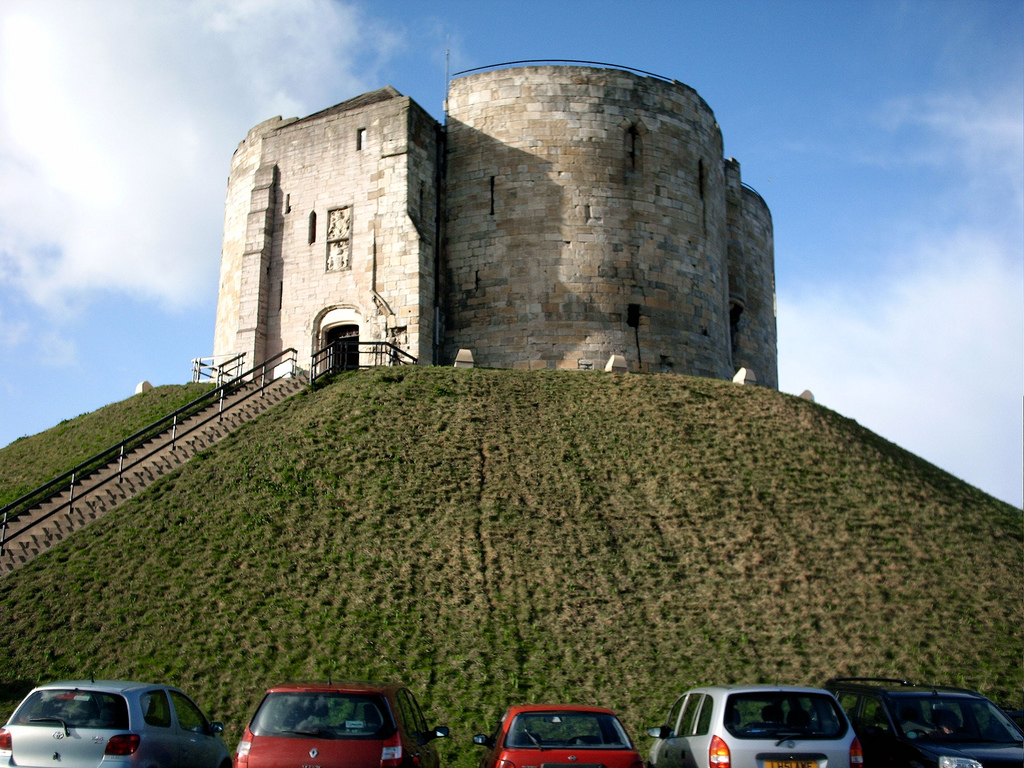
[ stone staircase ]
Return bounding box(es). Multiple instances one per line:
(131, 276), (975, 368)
(0, 370), (306, 576)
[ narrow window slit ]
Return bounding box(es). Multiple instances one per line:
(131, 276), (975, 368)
(627, 125), (639, 168)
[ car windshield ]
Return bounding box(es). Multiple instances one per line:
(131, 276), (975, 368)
(11, 689), (129, 730)
(251, 692), (392, 739)
(505, 712), (632, 749)
(724, 692), (846, 740)
(893, 696), (1023, 744)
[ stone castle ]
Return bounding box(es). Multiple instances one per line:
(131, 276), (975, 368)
(212, 64), (777, 387)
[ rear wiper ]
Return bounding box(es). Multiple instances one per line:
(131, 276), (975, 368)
(525, 731), (545, 751)
(280, 728), (324, 737)
(30, 717), (70, 737)
(774, 730), (809, 746)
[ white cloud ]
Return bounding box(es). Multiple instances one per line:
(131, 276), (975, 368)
(0, 306), (29, 349)
(778, 232), (1023, 507)
(875, 89), (1024, 209)
(0, 0), (394, 312)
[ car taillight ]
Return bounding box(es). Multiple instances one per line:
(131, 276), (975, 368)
(0, 727), (11, 752)
(708, 734), (730, 766)
(105, 734), (141, 755)
(381, 732), (403, 768)
(849, 736), (863, 767)
(497, 760), (517, 768)
(235, 729), (253, 766)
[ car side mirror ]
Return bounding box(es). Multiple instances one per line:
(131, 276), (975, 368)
(647, 726), (672, 739)
(209, 721), (224, 735)
(433, 726), (450, 740)
(473, 734), (494, 747)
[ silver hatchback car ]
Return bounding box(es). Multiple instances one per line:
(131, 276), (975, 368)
(0, 680), (231, 768)
(647, 685), (863, 768)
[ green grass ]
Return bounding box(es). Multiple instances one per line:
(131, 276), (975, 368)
(0, 383), (213, 508)
(0, 368), (1019, 768)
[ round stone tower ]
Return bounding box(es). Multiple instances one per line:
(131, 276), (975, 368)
(443, 64), (776, 386)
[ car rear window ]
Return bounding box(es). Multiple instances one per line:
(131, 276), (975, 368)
(251, 692), (393, 739)
(892, 695), (1022, 743)
(505, 712), (632, 749)
(724, 692), (846, 740)
(11, 689), (129, 730)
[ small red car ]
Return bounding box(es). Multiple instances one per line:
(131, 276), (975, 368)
(234, 681), (448, 768)
(473, 704), (644, 768)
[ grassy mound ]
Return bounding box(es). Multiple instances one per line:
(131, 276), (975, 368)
(0, 368), (1018, 767)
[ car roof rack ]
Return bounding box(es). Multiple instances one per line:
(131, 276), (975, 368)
(826, 678), (982, 696)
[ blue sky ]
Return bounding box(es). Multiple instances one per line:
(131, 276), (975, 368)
(0, 0), (1021, 506)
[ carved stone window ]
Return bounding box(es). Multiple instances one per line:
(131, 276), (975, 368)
(326, 206), (352, 271)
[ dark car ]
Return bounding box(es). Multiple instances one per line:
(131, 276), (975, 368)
(233, 681), (448, 768)
(472, 704), (644, 768)
(826, 677), (1024, 768)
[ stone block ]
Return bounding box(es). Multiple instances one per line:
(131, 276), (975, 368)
(604, 354), (628, 373)
(732, 367), (757, 385)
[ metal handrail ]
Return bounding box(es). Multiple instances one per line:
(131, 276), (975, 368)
(740, 182), (767, 204)
(0, 349), (298, 555)
(310, 340), (417, 385)
(450, 59), (673, 83)
(191, 353), (247, 385)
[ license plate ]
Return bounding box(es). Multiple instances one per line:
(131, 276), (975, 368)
(765, 762), (816, 768)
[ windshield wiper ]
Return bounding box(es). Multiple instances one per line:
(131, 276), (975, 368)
(280, 728), (324, 737)
(774, 730), (809, 747)
(525, 731), (544, 751)
(30, 717), (70, 737)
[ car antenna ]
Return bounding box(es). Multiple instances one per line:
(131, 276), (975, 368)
(328, 672), (332, 685)
(90, 673), (95, 683)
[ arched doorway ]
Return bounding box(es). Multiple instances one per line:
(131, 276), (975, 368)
(324, 323), (360, 370)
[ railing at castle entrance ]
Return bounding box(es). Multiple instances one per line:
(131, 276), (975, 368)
(191, 352), (247, 385)
(310, 341), (417, 385)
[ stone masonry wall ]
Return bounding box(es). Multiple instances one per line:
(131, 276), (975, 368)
(213, 65), (777, 388)
(725, 158), (778, 388)
(213, 116), (294, 360)
(443, 66), (733, 377)
(735, 186), (777, 388)
(214, 89), (438, 369)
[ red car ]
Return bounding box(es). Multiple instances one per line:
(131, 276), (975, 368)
(473, 705), (644, 768)
(234, 681), (449, 768)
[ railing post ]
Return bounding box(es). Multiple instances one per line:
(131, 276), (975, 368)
(171, 414), (178, 450)
(68, 471), (76, 516)
(117, 444), (125, 483)
(1, 511), (8, 555)
(218, 387), (225, 422)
